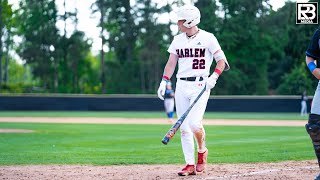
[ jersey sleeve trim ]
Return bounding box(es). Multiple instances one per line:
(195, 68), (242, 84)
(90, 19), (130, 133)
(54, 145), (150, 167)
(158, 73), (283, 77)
(306, 51), (319, 59)
(306, 29), (320, 59)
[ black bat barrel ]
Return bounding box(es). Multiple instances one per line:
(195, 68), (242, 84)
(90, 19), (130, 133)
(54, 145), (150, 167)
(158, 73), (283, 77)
(162, 136), (170, 145)
(161, 128), (176, 145)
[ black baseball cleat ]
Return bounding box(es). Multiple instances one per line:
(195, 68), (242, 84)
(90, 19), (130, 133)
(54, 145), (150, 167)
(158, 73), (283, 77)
(315, 173), (320, 180)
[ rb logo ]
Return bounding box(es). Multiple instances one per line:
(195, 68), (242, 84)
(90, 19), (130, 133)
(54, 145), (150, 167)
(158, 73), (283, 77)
(296, 2), (318, 24)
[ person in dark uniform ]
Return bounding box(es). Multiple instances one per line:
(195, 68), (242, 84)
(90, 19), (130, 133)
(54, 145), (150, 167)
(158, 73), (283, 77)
(305, 28), (320, 180)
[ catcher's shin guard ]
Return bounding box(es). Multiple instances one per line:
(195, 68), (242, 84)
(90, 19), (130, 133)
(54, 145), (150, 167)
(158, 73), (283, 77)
(306, 114), (320, 167)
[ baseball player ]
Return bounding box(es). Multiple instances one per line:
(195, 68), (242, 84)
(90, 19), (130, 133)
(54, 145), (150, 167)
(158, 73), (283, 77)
(300, 90), (308, 116)
(305, 28), (320, 180)
(164, 81), (175, 123)
(157, 5), (230, 176)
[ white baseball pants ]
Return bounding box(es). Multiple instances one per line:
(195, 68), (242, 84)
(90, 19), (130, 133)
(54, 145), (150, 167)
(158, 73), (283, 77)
(175, 78), (210, 165)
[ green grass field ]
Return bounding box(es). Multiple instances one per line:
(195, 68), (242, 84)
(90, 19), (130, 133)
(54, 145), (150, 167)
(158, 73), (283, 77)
(0, 112), (314, 165)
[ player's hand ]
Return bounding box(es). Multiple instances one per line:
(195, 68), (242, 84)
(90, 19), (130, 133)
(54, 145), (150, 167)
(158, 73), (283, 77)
(157, 80), (167, 100)
(206, 72), (219, 90)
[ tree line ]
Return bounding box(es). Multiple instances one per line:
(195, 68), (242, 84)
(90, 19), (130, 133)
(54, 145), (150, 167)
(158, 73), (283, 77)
(0, 0), (318, 95)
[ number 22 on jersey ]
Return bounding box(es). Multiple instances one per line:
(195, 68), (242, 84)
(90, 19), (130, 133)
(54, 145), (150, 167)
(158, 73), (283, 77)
(192, 59), (205, 69)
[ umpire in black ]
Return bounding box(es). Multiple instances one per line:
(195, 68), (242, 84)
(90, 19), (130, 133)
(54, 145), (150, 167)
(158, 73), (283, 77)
(305, 28), (320, 180)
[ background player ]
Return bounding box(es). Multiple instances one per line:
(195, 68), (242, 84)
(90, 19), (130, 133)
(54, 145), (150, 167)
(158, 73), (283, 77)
(300, 89), (308, 116)
(164, 81), (175, 123)
(157, 4), (230, 176)
(305, 28), (320, 180)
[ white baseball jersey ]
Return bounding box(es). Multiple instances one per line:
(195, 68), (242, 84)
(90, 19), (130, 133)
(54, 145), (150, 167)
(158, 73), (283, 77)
(168, 29), (222, 78)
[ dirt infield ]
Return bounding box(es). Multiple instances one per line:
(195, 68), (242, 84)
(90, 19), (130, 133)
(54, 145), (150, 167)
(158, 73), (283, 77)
(0, 117), (318, 180)
(0, 129), (33, 133)
(1, 161), (318, 180)
(0, 117), (308, 126)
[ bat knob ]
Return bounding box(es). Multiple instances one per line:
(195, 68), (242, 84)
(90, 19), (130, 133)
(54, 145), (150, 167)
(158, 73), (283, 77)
(162, 137), (170, 145)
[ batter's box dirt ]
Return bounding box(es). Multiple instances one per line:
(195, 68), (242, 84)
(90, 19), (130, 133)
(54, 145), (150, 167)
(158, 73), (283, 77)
(0, 160), (318, 180)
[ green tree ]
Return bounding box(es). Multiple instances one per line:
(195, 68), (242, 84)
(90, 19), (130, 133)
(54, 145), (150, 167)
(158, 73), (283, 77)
(17, 0), (60, 92)
(0, 0), (14, 90)
(4, 0), (319, 95)
(56, 0), (77, 92)
(60, 31), (92, 93)
(80, 53), (100, 94)
(268, 2), (318, 95)
(93, 0), (138, 63)
(195, 0), (220, 34)
(91, 0), (110, 93)
(135, 0), (172, 93)
(277, 63), (314, 95)
(106, 0), (137, 63)
(7, 60), (34, 84)
(210, 0), (272, 94)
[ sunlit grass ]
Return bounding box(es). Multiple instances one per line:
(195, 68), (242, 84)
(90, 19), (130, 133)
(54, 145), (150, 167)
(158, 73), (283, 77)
(0, 122), (313, 165)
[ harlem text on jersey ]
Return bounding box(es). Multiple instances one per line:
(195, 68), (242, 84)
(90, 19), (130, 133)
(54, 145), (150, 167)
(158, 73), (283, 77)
(176, 48), (205, 58)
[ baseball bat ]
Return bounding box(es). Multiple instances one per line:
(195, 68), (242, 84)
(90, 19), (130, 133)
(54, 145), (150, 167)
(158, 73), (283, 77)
(162, 85), (207, 145)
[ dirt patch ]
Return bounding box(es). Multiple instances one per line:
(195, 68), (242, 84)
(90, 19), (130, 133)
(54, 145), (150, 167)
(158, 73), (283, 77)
(0, 160), (318, 180)
(0, 129), (34, 133)
(0, 117), (315, 179)
(0, 117), (307, 126)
